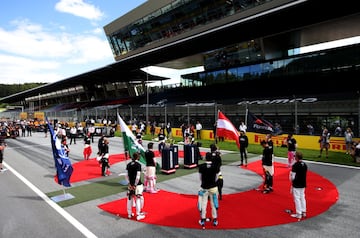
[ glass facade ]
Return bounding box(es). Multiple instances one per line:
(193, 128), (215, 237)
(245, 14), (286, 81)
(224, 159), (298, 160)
(182, 42), (360, 86)
(106, 0), (270, 57)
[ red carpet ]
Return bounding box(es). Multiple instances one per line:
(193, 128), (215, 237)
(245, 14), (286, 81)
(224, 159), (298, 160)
(61, 150), (205, 183)
(98, 160), (339, 229)
(70, 153), (128, 182)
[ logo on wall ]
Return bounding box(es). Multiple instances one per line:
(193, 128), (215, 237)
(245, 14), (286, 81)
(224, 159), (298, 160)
(237, 97), (318, 105)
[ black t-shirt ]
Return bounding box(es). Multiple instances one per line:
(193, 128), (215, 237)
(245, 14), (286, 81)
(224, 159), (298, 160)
(99, 143), (108, 155)
(84, 136), (91, 145)
(198, 162), (218, 189)
(98, 137), (104, 148)
(262, 146), (273, 166)
(287, 138), (297, 151)
(239, 134), (248, 148)
(145, 150), (156, 166)
(291, 161), (307, 188)
(126, 160), (142, 186)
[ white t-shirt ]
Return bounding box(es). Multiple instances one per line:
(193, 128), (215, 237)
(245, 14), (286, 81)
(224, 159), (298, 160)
(88, 126), (95, 134)
(239, 124), (247, 132)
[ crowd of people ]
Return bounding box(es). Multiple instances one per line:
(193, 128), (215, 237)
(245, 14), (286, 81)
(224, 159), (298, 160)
(125, 119), (310, 228)
(123, 125), (310, 228)
(2, 116), (359, 228)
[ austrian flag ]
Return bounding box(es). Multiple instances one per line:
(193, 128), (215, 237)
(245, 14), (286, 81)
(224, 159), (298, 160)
(217, 111), (240, 149)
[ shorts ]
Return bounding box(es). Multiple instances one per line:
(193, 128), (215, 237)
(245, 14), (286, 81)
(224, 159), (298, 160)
(263, 165), (274, 176)
(145, 166), (156, 178)
(135, 184), (144, 196)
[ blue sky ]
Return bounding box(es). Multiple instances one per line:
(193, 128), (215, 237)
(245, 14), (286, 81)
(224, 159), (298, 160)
(0, 0), (149, 85)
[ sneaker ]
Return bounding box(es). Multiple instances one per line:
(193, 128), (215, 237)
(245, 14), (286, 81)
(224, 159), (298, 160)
(262, 189), (270, 194)
(199, 219), (205, 227)
(128, 213), (134, 219)
(290, 213), (302, 219)
(213, 218), (218, 226)
(136, 214), (145, 221)
(302, 212), (307, 218)
(149, 188), (159, 193)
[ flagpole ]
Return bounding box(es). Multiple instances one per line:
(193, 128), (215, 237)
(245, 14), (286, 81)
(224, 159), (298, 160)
(62, 185), (66, 198)
(187, 102), (190, 126)
(245, 106), (248, 127)
(294, 95), (298, 134)
(214, 101), (217, 123)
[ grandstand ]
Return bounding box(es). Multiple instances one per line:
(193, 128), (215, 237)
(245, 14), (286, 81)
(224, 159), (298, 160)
(0, 0), (359, 136)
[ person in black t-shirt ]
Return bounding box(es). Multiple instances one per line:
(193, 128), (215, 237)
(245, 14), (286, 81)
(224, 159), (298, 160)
(0, 137), (7, 172)
(144, 142), (158, 193)
(198, 144), (221, 228)
(126, 152), (145, 221)
(238, 130), (248, 167)
(157, 128), (166, 152)
(206, 144), (223, 200)
(261, 140), (274, 194)
(83, 133), (92, 160)
(97, 135), (105, 155)
(287, 133), (297, 168)
(290, 151), (308, 220)
(99, 137), (110, 176)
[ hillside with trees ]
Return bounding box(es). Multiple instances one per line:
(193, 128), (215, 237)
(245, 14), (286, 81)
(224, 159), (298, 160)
(0, 83), (45, 107)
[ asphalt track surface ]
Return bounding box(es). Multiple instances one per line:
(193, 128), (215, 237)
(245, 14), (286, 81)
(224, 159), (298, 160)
(1, 132), (360, 238)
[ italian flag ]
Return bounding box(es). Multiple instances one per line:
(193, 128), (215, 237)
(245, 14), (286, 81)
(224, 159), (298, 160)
(217, 110), (240, 149)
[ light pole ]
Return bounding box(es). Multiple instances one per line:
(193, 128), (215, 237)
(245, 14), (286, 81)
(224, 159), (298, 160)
(294, 95), (298, 134)
(163, 99), (167, 126)
(214, 101), (217, 123)
(187, 103), (190, 126)
(128, 105), (133, 122)
(38, 93), (41, 111)
(245, 102), (248, 126)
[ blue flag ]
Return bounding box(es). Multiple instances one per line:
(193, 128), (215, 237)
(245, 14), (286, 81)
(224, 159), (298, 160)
(47, 118), (73, 187)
